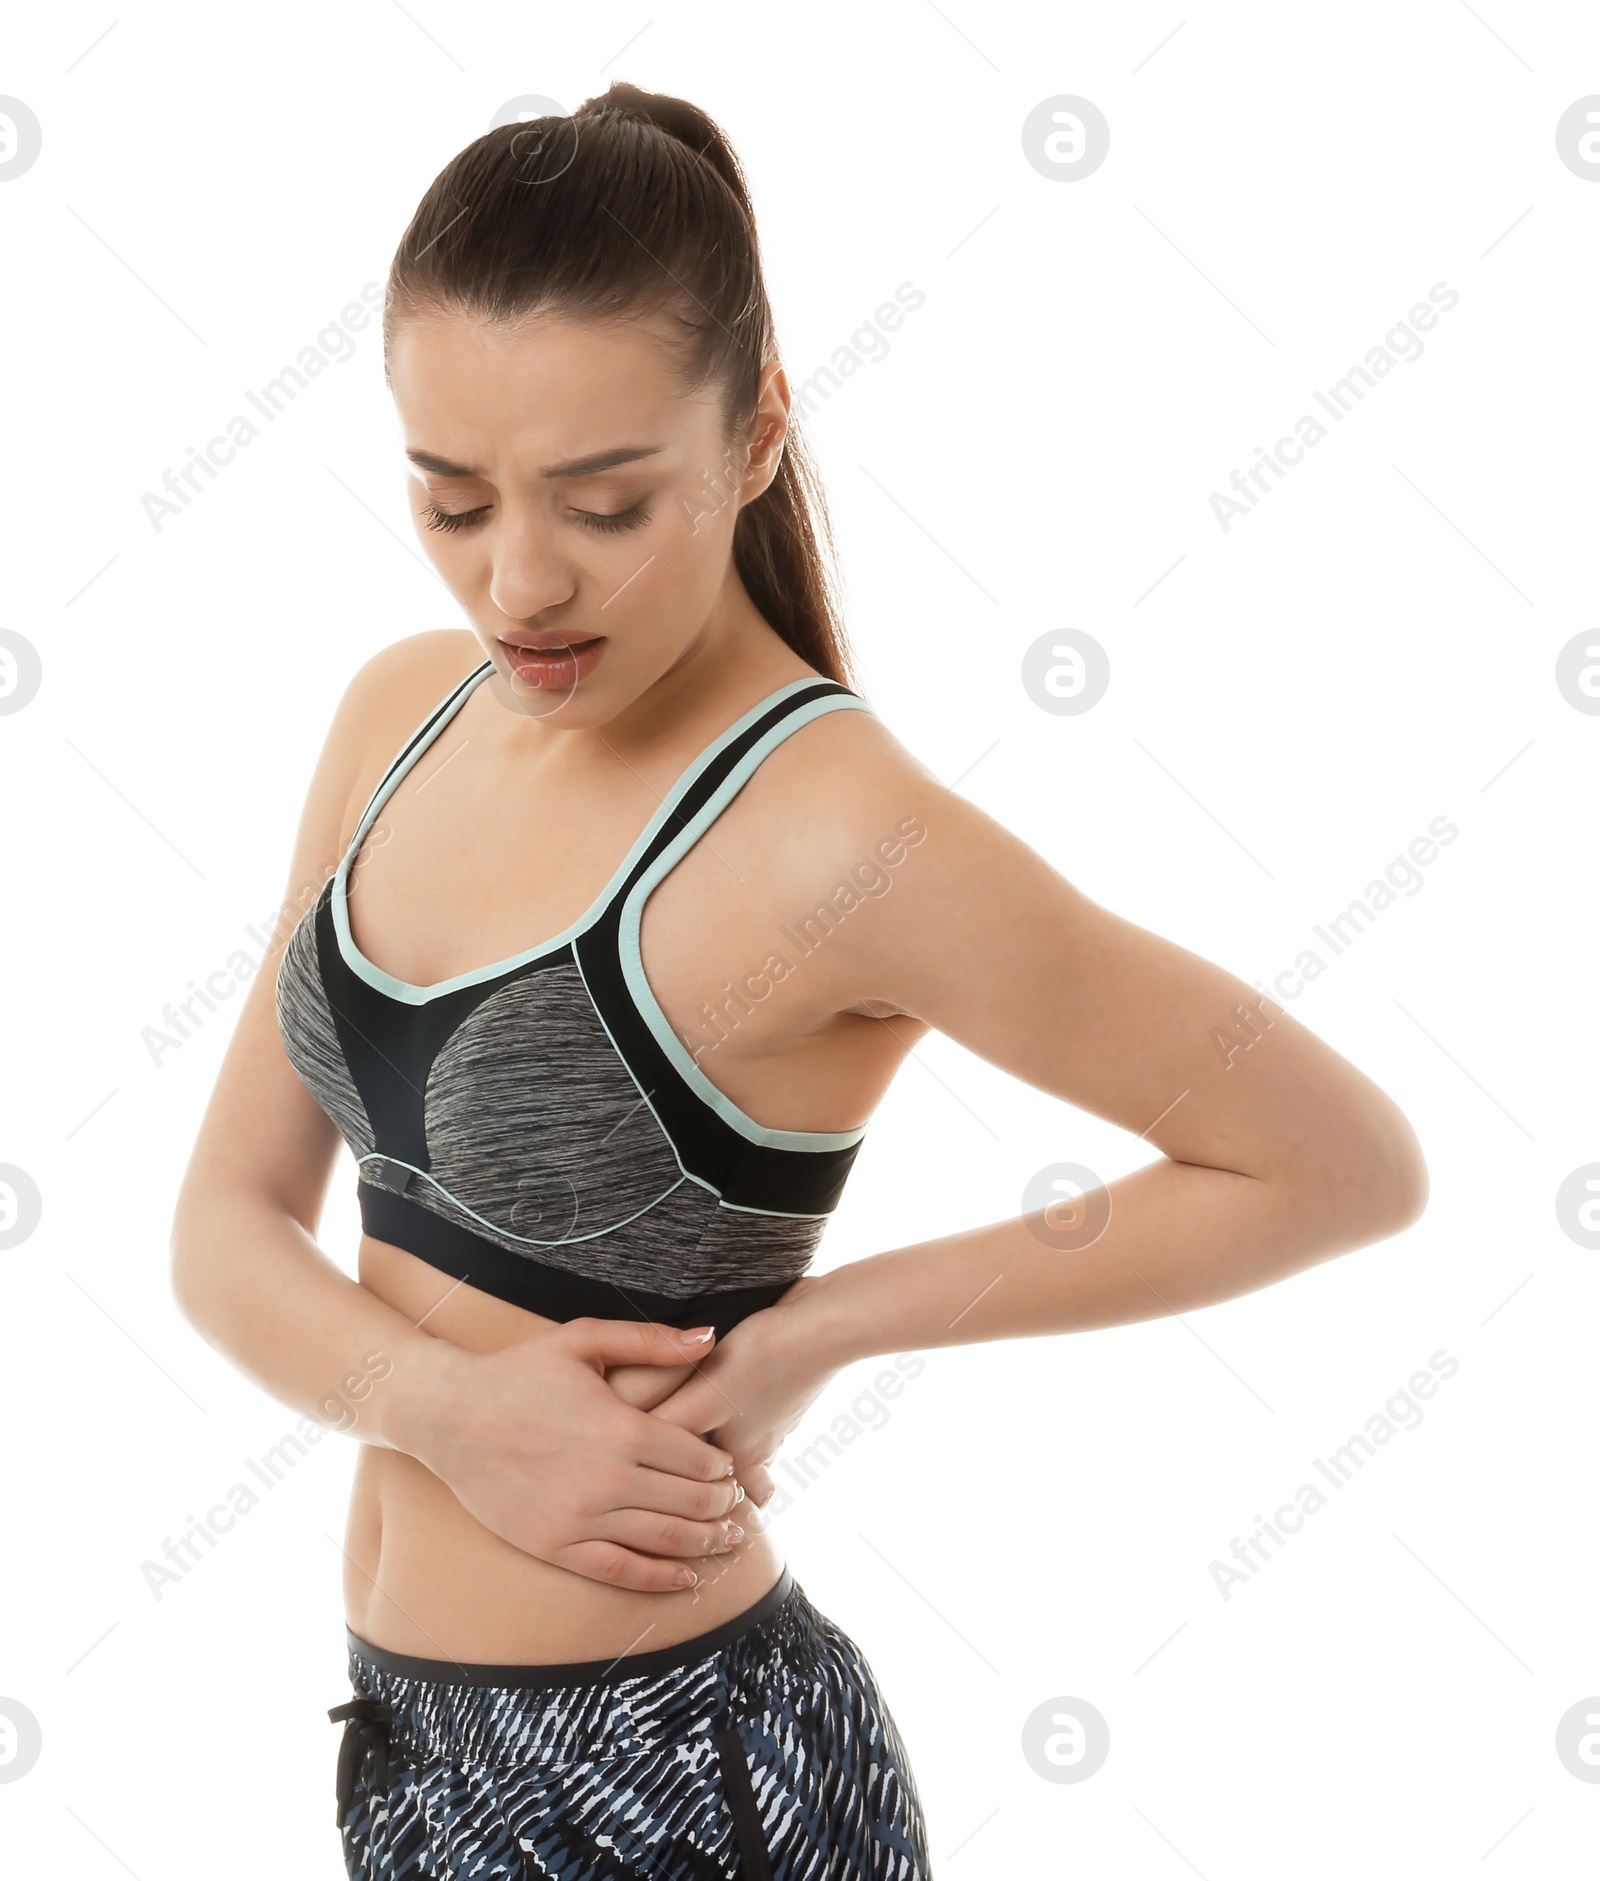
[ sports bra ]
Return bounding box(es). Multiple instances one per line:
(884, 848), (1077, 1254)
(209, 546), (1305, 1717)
(275, 660), (876, 1337)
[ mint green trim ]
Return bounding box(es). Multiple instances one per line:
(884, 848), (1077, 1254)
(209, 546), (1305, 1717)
(618, 692), (875, 1154)
(353, 660), (494, 835)
(357, 1153), (687, 1249)
(569, 952), (835, 1215)
(715, 1194), (834, 1219)
(568, 942), (696, 1189)
(333, 673), (843, 1006)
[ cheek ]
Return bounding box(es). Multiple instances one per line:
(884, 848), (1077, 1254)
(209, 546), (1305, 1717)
(671, 473), (740, 554)
(671, 436), (746, 545)
(626, 484), (734, 609)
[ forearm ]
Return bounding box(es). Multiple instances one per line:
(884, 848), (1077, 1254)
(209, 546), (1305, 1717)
(170, 1188), (452, 1452)
(796, 1152), (1415, 1370)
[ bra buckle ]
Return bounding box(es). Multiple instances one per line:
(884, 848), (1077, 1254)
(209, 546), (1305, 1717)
(366, 1157), (414, 1195)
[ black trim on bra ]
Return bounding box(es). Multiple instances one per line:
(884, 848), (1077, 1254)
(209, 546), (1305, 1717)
(575, 681), (865, 1214)
(627, 681), (857, 891)
(316, 899), (584, 1174)
(357, 1182), (795, 1337)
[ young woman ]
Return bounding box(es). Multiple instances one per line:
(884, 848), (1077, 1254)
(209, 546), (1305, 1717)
(171, 83), (1428, 1880)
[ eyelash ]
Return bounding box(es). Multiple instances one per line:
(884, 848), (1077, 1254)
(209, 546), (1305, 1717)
(420, 501), (650, 537)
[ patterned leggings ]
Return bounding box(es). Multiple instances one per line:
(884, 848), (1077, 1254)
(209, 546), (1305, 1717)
(329, 1564), (933, 1878)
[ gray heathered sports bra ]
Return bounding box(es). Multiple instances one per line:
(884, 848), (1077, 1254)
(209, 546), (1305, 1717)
(275, 661), (876, 1336)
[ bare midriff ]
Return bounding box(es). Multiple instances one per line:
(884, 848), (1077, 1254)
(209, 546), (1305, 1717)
(342, 1231), (785, 1667)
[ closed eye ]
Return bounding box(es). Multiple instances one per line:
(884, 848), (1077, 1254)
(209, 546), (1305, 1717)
(420, 502), (489, 534)
(419, 501), (651, 536)
(574, 502), (650, 536)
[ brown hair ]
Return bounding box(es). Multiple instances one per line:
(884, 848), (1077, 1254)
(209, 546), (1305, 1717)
(382, 81), (857, 690)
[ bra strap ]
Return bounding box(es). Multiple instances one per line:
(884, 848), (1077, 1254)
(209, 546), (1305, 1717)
(617, 679), (875, 899)
(344, 659), (493, 858)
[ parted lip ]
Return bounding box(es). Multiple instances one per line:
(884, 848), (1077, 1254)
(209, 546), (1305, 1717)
(498, 630), (606, 650)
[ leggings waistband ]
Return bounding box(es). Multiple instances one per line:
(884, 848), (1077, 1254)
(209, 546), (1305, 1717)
(331, 1564), (825, 1809)
(345, 1562), (796, 1689)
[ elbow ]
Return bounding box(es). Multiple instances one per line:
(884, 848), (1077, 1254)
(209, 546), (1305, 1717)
(1390, 1144), (1430, 1234)
(1350, 1097), (1430, 1240)
(1269, 1092), (1430, 1252)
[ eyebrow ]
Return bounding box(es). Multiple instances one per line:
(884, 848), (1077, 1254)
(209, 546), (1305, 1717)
(405, 445), (666, 481)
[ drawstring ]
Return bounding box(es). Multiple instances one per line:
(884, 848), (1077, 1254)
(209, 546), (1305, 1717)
(328, 1696), (393, 1828)
(710, 1685), (774, 1881)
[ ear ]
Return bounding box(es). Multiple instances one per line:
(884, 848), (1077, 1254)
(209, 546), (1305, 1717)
(737, 361), (792, 506)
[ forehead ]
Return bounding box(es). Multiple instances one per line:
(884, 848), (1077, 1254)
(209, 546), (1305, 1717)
(389, 308), (709, 468)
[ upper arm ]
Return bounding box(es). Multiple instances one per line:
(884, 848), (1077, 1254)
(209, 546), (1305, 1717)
(172, 630), (482, 1238)
(817, 726), (1428, 1228)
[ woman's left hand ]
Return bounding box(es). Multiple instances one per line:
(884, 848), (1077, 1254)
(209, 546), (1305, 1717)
(645, 1277), (842, 1506)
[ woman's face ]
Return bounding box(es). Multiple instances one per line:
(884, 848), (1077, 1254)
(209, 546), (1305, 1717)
(387, 307), (784, 724)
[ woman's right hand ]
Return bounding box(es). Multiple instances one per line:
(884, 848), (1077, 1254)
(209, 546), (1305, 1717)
(398, 1316), (750, 1592)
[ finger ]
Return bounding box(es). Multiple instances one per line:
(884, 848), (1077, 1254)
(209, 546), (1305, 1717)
(594, 1505), (748, 1563)
(621, 1460), (745, 1524)
(740, 1462), (776, 1507)
(623, 1403), (737, 1484)
(560, 1316), (718, 1372)
(644, 1374), (727, 1436)
(556, 1539), (720, 1595)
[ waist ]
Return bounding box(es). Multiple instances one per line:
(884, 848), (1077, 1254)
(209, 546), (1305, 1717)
(345, 1440), (787, 1664)
(351, 1560), (796, 1696)
(346, 1230), (787, 1664)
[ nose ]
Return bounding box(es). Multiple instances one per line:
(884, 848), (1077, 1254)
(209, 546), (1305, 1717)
(486, 507), (578, 622)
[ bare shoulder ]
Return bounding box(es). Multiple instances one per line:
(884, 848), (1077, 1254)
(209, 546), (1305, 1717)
(749, 692), (1022, 897)
(714, 698), (971, 1009)
(733, 693), (1084, 1008)
(750, 692), (948, 858)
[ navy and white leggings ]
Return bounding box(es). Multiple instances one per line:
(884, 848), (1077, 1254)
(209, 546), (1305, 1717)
(329, 1564), (933, 1878)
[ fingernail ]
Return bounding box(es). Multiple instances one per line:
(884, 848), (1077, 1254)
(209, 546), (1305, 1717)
(732, 1483), (745, 1504)
(681, 1326), (715, 1344)
(725, 1524), (744, 1545)
(675, 1567), (698, 1587)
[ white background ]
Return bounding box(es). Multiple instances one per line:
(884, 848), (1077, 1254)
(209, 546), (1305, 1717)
(2, 3), (1597, 1875)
